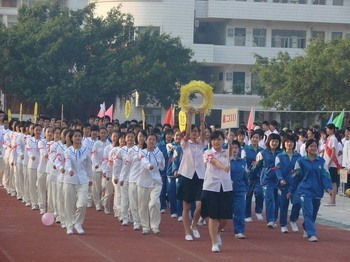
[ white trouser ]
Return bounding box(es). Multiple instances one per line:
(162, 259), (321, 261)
(138, 183), (162, 231)
(120, 182), (129, 221)
(129, 182), (140, 225)
(28, 168), (38, 206)
(113, 180), (122, 218)
(14, 162), (24, 199)
(64, 183), (88, 230)
(4, 159), (14, 193)
(56, 182), (65, 225)
(92, 171), (102, 209)
(0, 158), (4, 186)
(46, 173), (53, 213)
(23, 165), (30, 204)
(50, 181), (58, 217)
(101, 177), (113, 214)
(37, 171), (47, 211)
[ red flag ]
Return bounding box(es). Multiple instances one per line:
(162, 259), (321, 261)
(97, 102), (106, 118)
(105, 104), (113, 122)
(247, 107), (254, 131)
(164, 106), (174, 126)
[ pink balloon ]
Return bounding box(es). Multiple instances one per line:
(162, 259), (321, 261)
(41, 213), (55, 226)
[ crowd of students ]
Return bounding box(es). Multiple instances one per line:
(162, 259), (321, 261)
(0, 109), (348, 253)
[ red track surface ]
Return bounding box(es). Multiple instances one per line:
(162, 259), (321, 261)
(0, 189), (349, 262)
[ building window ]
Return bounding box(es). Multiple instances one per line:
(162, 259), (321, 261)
(219, 72), (224, 81)
(331, 32), (343, 39)
(311, 31), (325, 41)
(271, 30), (306, 48)
(312, 0), (326, 5)
(1, 0), (18, 7)
(135, 26), (160, 37)
(253, 28), (266, 47)
(251, 73), (260, 95)
(333, 0), (343, 5)
(227, 28), (234, 38)
(235, 28), (246, 46)
(233, 72), (245, 95)
(346, 34), (350, 39)
(254, 0), (268, 2)
(226, 72), (233, 82)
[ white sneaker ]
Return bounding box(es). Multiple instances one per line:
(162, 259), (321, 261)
(245, 217), (253, 223)
(160, 209), (166, 214)
(133, 223), (141, 230)
(256, 213), (264, 221)
(96, 205), (103, 211)
(177, 216), (183, 222)
(87, 201), (93, 208)
(190, 225), (200, 238)
(171, 214), (178, 218)
(74, 224), (85, 234)
(303, 230), (308, 238)
(39, 209), (46, 215)
(197, 217), (205, 226)
(185, 234), (193, 241)
(66, 228), (73, 235)
(308, 236), (318, 242)
(142, 229), (149, 235)
(267, 222), (276, 228)
(211, 244), (220, 253)
(216, 234), (222, 247)
(31, 205), (39, 210)
(122, 220), (129, 226)
(152, 228), (160, 234)
(235, 233), (246, 239)
(290, 221), (299, 232)
(281, 226), (288, 233)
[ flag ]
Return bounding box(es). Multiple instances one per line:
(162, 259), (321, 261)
(333, 110), (345, 129)
(327, 112), (334, 124)
(19, 103), (23, 122)
(33, 102), (38, 123)
(164, 106), (174, 126)
(97, 102), (106, 118)
(105, 104), (113, 122)
(246, 107), (254, 131)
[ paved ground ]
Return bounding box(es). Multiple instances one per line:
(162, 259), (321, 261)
(0, 188), (349, 262)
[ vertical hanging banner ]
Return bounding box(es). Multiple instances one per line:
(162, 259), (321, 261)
(7, 109), (12, 122)
(178, 111), (186, 132)
(61, 105), (64, 127)
(19, 103), (23, 122)
(141, 108), (145, 130)
(221, 108), (238, 129)
(125, 100), (131, 119)
(33, 102), (38, 123)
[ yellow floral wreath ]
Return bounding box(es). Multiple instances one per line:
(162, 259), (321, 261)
(179, 81), (213, 115)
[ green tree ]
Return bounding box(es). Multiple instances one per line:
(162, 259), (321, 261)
(252, 38), (350, 111)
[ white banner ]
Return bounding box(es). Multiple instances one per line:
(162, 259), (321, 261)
(221, 108), (239, 129)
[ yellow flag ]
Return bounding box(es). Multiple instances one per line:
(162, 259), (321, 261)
(141, 108), (145, 130)
(125, 100), (131, 119)
(19, 103), (23, 122)
(7, 109), (12, 122)
(33, 102), (38, 123)
(179, 111), (186, 132)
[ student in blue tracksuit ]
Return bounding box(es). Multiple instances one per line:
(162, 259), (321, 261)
(230, 140), (249, 239)
(172, 135), (185, 221)
(242, 131), (264, 222)
(275, 134), (301, 233)
(255, 133), (282, 228)
(289, 139), (332, 242)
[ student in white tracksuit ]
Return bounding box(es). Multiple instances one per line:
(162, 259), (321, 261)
(101, 131), (119, 215)
(91, 127), (110, 211)
(37, 127), (53, 214)
(118, 131), (136, 226)
(10, 123), (21, 199)
(26, 124), (42, 210)
(3, 126), (15, 196)
(138, 133), (165, 235)
(64, 129), (92, 235)
(15, 123), (26, 202)
(22, 124), (34, 206)
(112, 133), (125, 220)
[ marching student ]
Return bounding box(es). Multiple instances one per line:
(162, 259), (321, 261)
(201, 130), (232, 252)
(138, 133), (165, 235)
(230, 140), (248, 240)
(26, 124), (43, 210)
(242, 131), (264, 222)
(37, 126), (53, 214)
(177, 108), (206, 241)
(10, 121), (22, 199)
(255, 133), (282, 228)
(14, 122), (26, 202)
(3, 120), (15, 196)
(289, 139), (332, 242)
(275, 134), (301, 233)
(91, 127), (110, 211)
(101, 131), (119, 215)
(22, 123), (34, 207)
(116, 131), (135, 226)
(64, 129), (93, 235)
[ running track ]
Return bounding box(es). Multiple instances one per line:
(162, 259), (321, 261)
(0, 189), (349, 262)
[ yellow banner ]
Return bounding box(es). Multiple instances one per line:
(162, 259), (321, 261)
(141, 108), (145, 130)
(125, 100), (131, 119)
(179, 111), (186, 132)
(19, 103), (23, 121)
(7, 109), (12, 122)
(33, 102), (38, 123)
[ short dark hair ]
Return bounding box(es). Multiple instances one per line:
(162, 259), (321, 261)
(266, 133), (281, 149)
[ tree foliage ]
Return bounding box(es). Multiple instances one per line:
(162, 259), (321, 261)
(252, 38), (350, 111)
(0, 1), (197, 119)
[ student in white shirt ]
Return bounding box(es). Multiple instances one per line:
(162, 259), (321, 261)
(3, 120), (15, 196)
(23, 123), (34, 207)
(64, 129), (93, 235)
(201, 130), (232, 253)
(26, 124), (42, 210)
(177, 108), (206, 241)
(15, 122), (26, 202)
(138, 133), (165, 235)
(91, 127), (110, 211)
